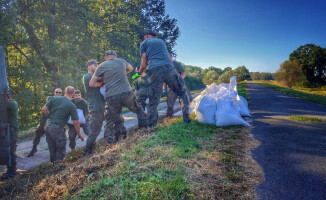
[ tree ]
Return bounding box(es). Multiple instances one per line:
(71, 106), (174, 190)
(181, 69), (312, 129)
(223, 67), (232, 73)
(233, 66), (250, 82)
(274, 60), (304, 88)
(218, 70), (234, 83)
(251, 72), (261, 80)
(1, 0), (181, 129)
(203, 70), (220, 85)
(289, 44), (326, 87)
(260, 72), (273, 80)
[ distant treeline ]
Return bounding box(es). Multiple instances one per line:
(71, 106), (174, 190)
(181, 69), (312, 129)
(274, 44), (326, 88)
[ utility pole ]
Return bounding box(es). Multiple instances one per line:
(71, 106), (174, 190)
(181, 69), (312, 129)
(0, 46), (11, 165)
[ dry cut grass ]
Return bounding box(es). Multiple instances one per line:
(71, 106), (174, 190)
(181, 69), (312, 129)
(0, 116), (263, 200)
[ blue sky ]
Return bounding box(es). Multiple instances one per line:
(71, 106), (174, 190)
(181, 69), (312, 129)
(165, 0), (326, 72)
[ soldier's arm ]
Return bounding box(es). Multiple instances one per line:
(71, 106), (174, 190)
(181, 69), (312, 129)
(89, 74), (103, 87)
(126, 64), (133, 74)
(73, 120), (81, 134)
(138, 53), (148, 75)
(41, 105), (49, 116)
(181, 71), (186, 79)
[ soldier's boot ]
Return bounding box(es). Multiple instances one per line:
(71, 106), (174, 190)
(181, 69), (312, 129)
(27, 146), (38, 157)
(136, 108), (148, 128)
(84, 144), (94, 156)
(1, 171), (17, 180)
(122, 130), (127, 140)
(183, 113), (191, 124)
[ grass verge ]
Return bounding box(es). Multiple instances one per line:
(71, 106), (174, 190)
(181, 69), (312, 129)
(0, 115), (262, 200)
(255, 81), (326, 107)
(288, 115), (322, 123)
(238, 82), (247, 100)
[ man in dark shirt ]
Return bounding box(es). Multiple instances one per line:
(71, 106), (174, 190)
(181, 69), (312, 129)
(83, 59), (106, 154)
(41, 86), (80, 163)
(89, 50), (147, 145)
(136, 30), (190, 127)
(134, 66), (149, 110)
(28, 88), (62, 157)
(68, 90), (90, 150)
(1, 89), (19, 180)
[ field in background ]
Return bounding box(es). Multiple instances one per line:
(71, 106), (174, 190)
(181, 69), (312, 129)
(254, 81), (326, 107)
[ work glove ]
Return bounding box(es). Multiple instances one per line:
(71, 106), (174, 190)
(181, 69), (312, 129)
(132, 73), (141, 80)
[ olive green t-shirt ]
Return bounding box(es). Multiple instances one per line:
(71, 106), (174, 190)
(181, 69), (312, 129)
(135, 75), (149, 99)
(83, 73), (105, 111)
(173, 61), (185, 75)
(46, 96), (54, 102)
(71, 98), (89, 116)
(46, 96), (78, 126)
(94, 58), (132, 98)
(7, 100), (19, 130)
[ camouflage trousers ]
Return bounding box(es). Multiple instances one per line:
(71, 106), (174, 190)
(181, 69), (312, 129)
(147, 65), (190, 126)
(166, 86), (193, 117)
(45, 123), (66, 162)
(85, 110), (105, 153)
(68, 120), (90, 150)
(7, 128), (18, 172)
(105, 91), (147, 143)
(31, 114), (48, 149)
(138, 97), (148, 111)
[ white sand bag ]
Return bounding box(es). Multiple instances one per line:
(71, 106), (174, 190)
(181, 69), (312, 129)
(231, 98), (251, 117)
(100, 85), (105, 98)
(190, 95), (202, 114)
(195, 96), (217, 124)
(239, 95), (248, 107)
(68, 109), (85, 125)
(215, 98), (250, 127)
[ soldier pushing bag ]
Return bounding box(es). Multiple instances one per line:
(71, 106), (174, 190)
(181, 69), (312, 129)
(136, 30), (191, 128)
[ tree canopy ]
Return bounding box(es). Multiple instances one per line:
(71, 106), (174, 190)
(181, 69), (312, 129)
(289, 44), (326, 87)
(0, 0), (180, 129)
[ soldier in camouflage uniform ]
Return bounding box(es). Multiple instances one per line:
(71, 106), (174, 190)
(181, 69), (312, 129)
(1, 89), (19, 180)
(27, 88), (63, 157)
(89, 50), (147, 145)
(137, 30), (190, 127)
(83, 59), (105, 154)
(68, 90), (90, 150)
(83, 59), (127, 154)
(165, 54), (193, 117)
(42, 86), (80, 163)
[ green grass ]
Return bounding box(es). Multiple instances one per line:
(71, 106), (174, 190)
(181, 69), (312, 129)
(74, 114), (248, 199)
(256, 82), (326, 107)
(237, 82), (247, 100)
(288, 115), (322, 123)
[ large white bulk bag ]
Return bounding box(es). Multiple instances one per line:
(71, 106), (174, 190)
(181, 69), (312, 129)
(215, 98), (250, 127)
(239, 95), (248, 107)
(68, 109), (86, 125)
(195, 96), (217, 124)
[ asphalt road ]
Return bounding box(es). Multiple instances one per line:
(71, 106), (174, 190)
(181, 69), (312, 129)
(247, 82), (326, 200)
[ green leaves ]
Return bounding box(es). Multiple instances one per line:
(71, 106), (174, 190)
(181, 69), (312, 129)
(2, 0), (181, 129)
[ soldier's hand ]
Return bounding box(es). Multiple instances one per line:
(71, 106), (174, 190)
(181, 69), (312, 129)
(77, 133), (84, 141)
